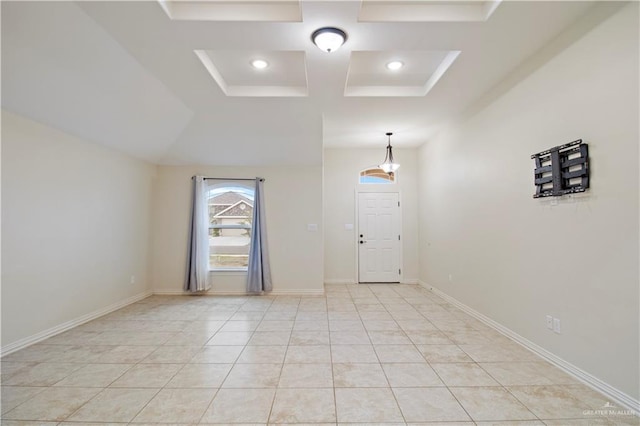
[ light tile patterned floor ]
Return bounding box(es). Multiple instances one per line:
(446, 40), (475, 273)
(1, 283), (637, 425)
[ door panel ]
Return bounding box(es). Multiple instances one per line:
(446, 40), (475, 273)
(366, 248), (377, 272)
(366, 214), (376, 239)
(380, 214), (392, 239)
(358, 192), (400, 283)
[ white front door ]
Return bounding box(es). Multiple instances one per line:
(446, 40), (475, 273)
(358, 192), (401, 283)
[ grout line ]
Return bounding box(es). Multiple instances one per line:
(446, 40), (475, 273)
(266, 295), (299, 424)
(328, 313), (338, 425)
(474, 360), (544, 423)
(369, 286), (409, 425)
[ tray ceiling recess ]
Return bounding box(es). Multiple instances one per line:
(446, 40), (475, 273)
(195, 50), (308, 97)
(161, 1), (500, 98)
(345, 50), (460, 97)
(158, 0), (302, 22)
(358, 0), (502, 22)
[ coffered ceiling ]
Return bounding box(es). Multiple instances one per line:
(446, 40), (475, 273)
(1, 1), (620, 166)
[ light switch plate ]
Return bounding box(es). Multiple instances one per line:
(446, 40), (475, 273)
(307, 224), (318, 232)
(546, 315), (553, 330)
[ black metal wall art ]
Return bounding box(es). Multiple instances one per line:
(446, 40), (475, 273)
(532, 139), (589, 198)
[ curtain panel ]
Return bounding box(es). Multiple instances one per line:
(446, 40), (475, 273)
(247, 178), (272, 293)
(184, 176), (211, 292)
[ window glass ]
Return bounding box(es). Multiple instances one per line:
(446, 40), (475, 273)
(207, 182), (254, 270)
(359, 168), (395, 184)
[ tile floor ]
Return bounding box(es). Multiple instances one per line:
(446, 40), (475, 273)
(1, 283), (637, 425)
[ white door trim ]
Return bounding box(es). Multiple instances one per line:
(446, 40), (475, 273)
(355, 190), (403, 284)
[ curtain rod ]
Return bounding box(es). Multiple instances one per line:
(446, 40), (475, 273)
(193, 176), (265, 182)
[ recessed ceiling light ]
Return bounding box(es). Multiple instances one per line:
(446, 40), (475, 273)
(386, 61), (404, 71)
(251, 59), (269, 69)
(311, 27), (348, 53)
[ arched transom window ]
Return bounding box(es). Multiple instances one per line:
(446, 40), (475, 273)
(359, 167), (396, 184)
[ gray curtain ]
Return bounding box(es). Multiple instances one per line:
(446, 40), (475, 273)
(247, 178), (272, 293)
(184, 176), (211, 292)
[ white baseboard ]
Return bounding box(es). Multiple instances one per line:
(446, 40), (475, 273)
(152, 289), (325, 296)
(325, 279), (419, 285)
(417, 280), (639, 415)
(270, 289), (325, 296)
(152, 290), (203, 295)
(324, 279), (356, 285)
(0, 291), (152, 357)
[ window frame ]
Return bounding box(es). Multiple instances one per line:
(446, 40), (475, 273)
(206, 181), (255, 272)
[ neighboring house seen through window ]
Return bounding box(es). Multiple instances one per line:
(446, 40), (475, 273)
(207, 182), (255, 271)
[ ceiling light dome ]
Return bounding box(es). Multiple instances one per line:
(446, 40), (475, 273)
(312, 27), (347, 53)
(251, 59), (268, 69)
(386, 61), (404, 71)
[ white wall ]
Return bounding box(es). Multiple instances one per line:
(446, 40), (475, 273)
(151, 165), (324, 294)
(1, 110), (156, 348)
(324, 148), (419, 283)
(418, 4), (638, 400)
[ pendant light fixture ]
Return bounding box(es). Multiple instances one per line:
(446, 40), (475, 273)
(311, 27), (347, 53)
(379, 132), (400, 173)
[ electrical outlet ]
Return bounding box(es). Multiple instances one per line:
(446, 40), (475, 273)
(130, 275), (136, 284)
(553, 318), (561, 334)
(546, 315), (553, 330)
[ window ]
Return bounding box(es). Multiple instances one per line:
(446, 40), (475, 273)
(359, 167), (396, 184)
(206, 182), (255, 271)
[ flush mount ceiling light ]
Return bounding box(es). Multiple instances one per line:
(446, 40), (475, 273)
(311, 27), (347, 53)
(379, 132), (400, 173)
(251, 59), (269, 69)
(386, 60), (404, 71)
